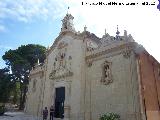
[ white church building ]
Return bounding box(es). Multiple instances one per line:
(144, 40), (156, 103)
(25, 13), (160, 120)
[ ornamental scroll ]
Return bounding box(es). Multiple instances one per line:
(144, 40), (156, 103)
(101, 61), (113, 85)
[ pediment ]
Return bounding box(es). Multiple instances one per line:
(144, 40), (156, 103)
(47, 31), (76, 55)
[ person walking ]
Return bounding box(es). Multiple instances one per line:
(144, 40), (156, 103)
(43, 107), (48, 120)
(50, 105), (54, 120)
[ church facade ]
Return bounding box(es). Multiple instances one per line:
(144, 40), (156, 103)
(25, 13), (160, 120)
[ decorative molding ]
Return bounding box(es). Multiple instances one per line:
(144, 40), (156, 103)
(122, 48), (132, 58)
(86, 42), (135, 61)
(86, 39), (98, 51)
(49, 67), (73, 80)
(30, 65), (45, 78)
(101, 61), (113, 85)
(58, 41), (68, 49)
(30, 70), (44, 78)
(85, 50), (122, 67)
(86, 59), (93, 67)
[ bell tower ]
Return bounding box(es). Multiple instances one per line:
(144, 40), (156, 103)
(61, 13), (76, 33)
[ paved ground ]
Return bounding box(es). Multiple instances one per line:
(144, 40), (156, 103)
(0, 112), (41, 120)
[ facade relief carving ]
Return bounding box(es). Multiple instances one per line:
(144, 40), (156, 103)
(49, 41), (73, 80)
(101, 61), (113, 85)
(86, 39), (98, 51)
(122, 48), (132, 58)
(86, 59), (93, 67)
(49, 68), (73, 80)
(57, 41), (68, 49)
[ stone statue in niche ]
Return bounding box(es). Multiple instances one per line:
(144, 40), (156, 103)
(68, 56), (72, 71)
(104, 64), (110, 78)
(101, 61), (112, 85)
(59, 52), (65, 68)
(53, 62), (56, 69)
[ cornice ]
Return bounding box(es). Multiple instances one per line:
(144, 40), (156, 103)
(86, 42), (136, 61)
(49, 70), (73, 80)
(30, 70), (44, 78)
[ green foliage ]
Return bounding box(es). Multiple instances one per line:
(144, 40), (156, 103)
(2, 44), (46, 110)
(3, 44), (46, 67)
(0, 68), (14, 103)
(99, 113), (120, 120)
(0, 105), (5, 115)
(12, 82), (20, 104)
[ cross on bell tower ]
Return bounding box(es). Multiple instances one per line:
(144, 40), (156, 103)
(116, 25), (120, 40)
(61, 7), (75, 32)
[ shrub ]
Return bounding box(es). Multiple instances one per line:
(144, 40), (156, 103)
(99, 112), (120, 120)
(0, 105), (5, 116)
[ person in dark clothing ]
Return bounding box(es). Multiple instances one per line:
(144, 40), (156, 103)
(50, 105), (54, 120)
(43, 107), (48, 120)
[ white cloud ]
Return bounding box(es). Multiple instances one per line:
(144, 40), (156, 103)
(65, 0), (160, 62)
(0, 0), (68, 22)
(0, 0), (160, 62)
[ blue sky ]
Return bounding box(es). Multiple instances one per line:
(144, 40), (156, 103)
(0, 19), (59, 67)
(0, 0), (160, 69)
(0, 0), (66, 68)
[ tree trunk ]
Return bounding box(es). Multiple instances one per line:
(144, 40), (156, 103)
(21, 85), (27, 110)
(19, 82), (24, 110)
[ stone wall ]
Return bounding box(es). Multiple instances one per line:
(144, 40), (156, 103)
(138, 51), (160, 120)
(85, 49), (141, 120)
(25, 66), (44, 116)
